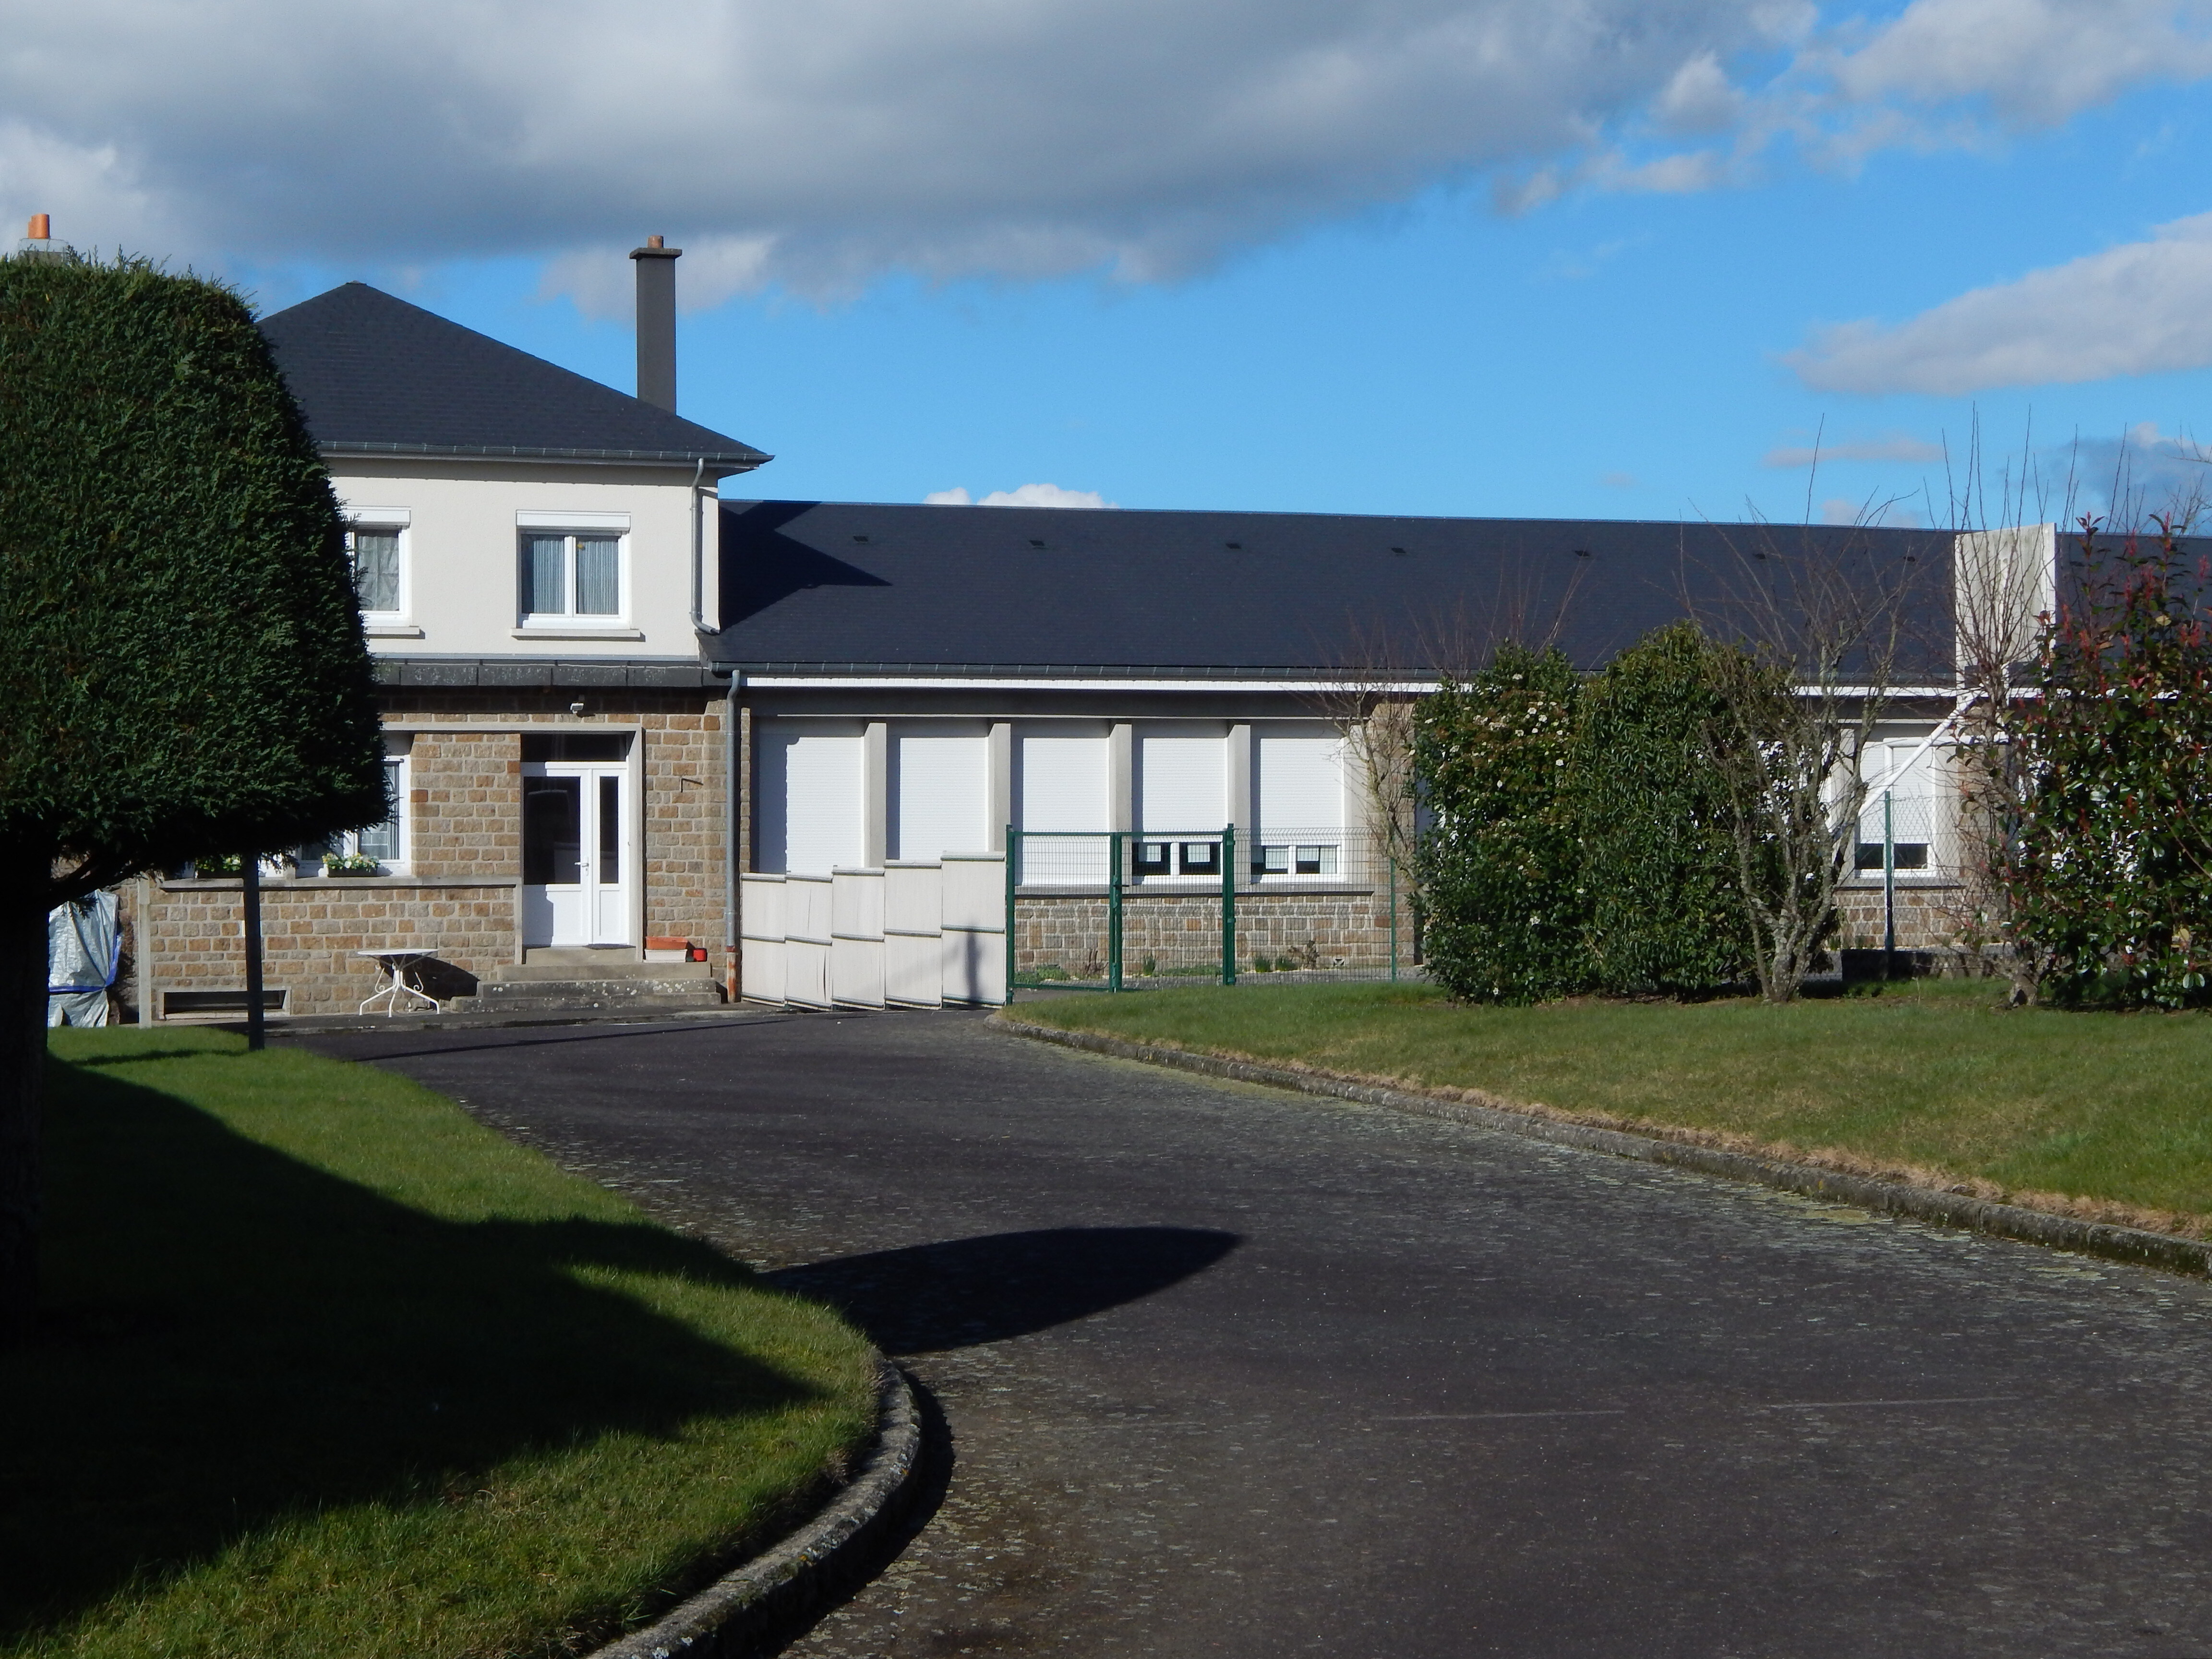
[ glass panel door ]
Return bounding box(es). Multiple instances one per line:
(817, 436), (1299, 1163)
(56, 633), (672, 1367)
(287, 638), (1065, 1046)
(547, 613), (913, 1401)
(592, 772), (627, 942)
(521, 765), (631, 948)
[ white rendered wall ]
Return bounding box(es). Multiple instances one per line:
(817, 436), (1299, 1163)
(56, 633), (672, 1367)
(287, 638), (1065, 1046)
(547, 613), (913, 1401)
(327, 457), (709, 658)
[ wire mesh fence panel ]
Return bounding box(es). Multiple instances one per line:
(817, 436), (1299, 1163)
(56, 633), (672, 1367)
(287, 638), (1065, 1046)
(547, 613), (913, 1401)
(1222, 826), (1408, 986)
(1121, 829), (1231, 987)
(1010, 826), (1415, 992)
(1009, 832), (1120, 989)
(1839, 740), (1975, 967)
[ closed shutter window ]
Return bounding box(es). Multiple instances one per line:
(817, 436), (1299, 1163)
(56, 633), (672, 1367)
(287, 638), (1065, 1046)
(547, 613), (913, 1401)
(758, 726), (865, 875)
(1136, 731), (1225, 833)
(1256, 732), (1344, 837)
(895, 732), (989, 860)
(1018, 733), (1108, 831)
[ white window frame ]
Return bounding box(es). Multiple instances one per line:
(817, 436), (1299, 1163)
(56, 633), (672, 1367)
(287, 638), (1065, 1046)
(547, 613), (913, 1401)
(517, 510), (632, 628)
(344, 508), (410, 623)
(306, 745), (410, 875)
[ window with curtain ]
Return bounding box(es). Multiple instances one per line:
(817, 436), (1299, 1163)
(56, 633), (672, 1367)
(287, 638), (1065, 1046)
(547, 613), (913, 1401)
(519, 532), (624, 619)
(348, 527), (402, 614)
(299, 755), (408, 873)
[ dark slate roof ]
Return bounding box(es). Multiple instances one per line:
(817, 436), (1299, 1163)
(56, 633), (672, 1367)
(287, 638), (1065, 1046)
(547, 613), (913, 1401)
(258, 283), (769, 471)
(710, 501), (1959, 682)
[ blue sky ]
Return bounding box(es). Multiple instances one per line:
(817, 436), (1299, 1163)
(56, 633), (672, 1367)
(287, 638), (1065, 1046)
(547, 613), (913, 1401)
(16, 1), (2212, 529)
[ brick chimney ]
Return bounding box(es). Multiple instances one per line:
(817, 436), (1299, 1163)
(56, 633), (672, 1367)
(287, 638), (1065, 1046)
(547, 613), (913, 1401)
(629, 235), (681, 412)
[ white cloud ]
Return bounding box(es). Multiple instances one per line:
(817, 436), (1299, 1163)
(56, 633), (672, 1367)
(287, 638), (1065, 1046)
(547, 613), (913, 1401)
(1762, 432), (1945, 466)
(1, 1), (2209, 299)
(1820, 0), (2212, 129)
(2059, 421), (2212, 522)
(1787, 210), (2212, 394)
(1655, 52), (1746, 134)
(926, 483), (1114, 508)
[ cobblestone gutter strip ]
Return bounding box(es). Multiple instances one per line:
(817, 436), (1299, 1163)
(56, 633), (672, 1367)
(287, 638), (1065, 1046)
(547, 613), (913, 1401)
(998, 1018), (2212, 1279)
(587, 1361), (922, 1659)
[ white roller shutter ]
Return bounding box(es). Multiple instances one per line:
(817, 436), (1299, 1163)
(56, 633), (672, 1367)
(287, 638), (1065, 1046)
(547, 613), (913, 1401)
(1018, 728), (1108, 885)
(1137, 729), (1226, 832)
(758, 724), (864, 875)
(1256, 730), (1345, 838)
(894, 730), (989, 860)
(1018, 732), (1108, 831)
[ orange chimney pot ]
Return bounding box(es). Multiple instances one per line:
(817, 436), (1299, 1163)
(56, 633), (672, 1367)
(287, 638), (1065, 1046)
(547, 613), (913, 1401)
(28, 213), (50, 240)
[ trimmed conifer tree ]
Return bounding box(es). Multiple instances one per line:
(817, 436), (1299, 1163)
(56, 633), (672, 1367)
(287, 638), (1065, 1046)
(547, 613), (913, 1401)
(0, 254), (385, 1340)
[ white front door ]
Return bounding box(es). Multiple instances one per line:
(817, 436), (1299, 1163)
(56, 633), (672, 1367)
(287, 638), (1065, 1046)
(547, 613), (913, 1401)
(523, 762), (631, 947)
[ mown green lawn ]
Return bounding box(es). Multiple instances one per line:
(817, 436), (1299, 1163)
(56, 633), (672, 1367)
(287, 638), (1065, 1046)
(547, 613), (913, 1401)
(1011, 980), (2212, 1228)
(5, 1028), (877, 1659)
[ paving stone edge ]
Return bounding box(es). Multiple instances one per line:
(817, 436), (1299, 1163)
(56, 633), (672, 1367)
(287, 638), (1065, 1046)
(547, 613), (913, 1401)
(997, 1017), (2212, 1278)
(585, 1359), (922, 1659)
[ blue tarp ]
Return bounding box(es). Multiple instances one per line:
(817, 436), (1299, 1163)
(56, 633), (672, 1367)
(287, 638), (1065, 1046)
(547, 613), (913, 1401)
(48, 891), (120, 1027)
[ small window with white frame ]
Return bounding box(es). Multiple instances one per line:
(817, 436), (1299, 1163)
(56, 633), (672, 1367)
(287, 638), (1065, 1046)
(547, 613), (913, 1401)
(517, 513), (630, 625)
(345, 511), (409, 620)
(301, 738), (411, 875)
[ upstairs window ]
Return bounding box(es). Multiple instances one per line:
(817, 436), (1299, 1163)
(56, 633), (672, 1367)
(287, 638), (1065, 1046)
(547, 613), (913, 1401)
(520, 531), (625, 622)
(344, 512), (409, 618)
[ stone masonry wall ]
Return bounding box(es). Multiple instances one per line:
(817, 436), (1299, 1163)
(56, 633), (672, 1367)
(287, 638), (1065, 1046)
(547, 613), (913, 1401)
(138, 688), (729, 1018)
(1834, 881), (1961, 954)
(140, 878), (516, 1017)
(1014, 889), (1398, 982)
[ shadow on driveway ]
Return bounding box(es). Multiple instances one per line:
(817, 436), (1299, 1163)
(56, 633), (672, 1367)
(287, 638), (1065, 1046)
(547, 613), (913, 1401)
(765, 1226), (1239, 1355)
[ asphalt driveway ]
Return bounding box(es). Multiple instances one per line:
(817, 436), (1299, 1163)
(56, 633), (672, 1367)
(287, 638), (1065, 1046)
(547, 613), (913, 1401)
(302, 1010), (2212, 1658)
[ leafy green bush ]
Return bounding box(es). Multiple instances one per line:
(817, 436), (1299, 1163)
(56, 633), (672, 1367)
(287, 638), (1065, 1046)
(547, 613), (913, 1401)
(1993, 520), (2212, 1008)
(1573, 623), (1752, 996)
(1413, 645), (1590, 1003)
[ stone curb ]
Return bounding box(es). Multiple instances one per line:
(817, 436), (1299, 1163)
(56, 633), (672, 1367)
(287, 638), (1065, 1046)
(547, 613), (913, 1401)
(586, 1359), (923, 1659)
(997, 1017), (2212, 1279)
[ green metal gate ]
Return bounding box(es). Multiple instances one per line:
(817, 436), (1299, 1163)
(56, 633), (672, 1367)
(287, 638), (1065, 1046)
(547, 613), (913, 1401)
(1005, 826), (1407, 997)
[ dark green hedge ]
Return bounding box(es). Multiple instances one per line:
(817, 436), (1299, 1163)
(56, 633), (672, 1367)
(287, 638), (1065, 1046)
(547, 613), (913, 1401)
(1414, 624), (1754, 1004)
(1575, 622), (1751, 995)
(1414, 644), (1590, 1004)
(0, 255), (385, 904)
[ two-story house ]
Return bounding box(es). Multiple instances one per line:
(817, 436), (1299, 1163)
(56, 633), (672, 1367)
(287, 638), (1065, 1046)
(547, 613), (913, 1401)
(131, 244), (767, 1019)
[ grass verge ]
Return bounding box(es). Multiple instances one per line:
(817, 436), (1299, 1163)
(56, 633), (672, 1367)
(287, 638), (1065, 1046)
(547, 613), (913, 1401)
(5, 1027), (878, 1659)
(1010, 980), (2212, 1235)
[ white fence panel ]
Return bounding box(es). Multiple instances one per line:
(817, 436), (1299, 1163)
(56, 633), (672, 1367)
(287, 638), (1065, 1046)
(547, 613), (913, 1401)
(785, 873), (833, 1010)
(941, 851), (1006, 932)
(831, 866), (887, 1009)
(942, 926), (1007, 1007)
(941, 851), (1006, 1005)
(885, 861), (944, 1009)
(739, 874), (785, 1005)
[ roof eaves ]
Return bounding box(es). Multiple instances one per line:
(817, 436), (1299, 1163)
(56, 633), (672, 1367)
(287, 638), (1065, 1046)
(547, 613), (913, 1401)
(325, 440), (770, 470)
(715, 660), (1375, 680)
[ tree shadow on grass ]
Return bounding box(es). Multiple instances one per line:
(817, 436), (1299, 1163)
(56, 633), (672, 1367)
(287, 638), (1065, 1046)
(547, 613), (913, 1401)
(766, 1226), (1240, 1356)
(1, 1054), (828, 1642)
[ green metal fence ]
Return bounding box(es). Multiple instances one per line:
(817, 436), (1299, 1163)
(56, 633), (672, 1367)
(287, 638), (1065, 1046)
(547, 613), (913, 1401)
(1005, 826), (1410, 994)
